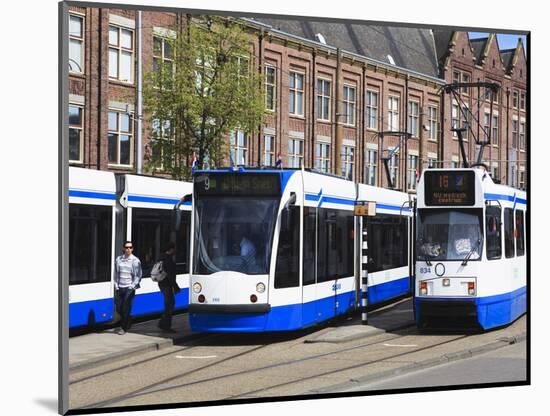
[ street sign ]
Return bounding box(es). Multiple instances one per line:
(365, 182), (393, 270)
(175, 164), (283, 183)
(354, 201), (376, 216)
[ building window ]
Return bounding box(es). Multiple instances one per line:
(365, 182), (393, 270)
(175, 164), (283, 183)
(452, 102), (459, 137)
(342, 85), (356, 125)
(365, 149), (377, 186)
(264, 135), (275, 166)
(341, 146), (355, 180)
(388, 96), (400, 132)
(69, 105), (84, 163)
(265, 65), (276, 111)
(69, 14), (84, 74)
(230, 130), (248, 165)
(461, 105), (470, 140)
(289, 72), (304, 116)
(451, 159), (460, 169)
(109, 25), (134, 83)
(520, 92), (526, 110)
(462, 73), (470, 94)
(407, 154), (418, 190)
(316, 79), (331, 121)
(483, 113), (490, 142)
(428, 157), (437, 169)
(366, 90), (378, 130)
(513, 90), (519, 109)
(519, 170), (525, 190)
(512, 120), (518, 148)
(520, 122), (525, 150)
(511, 164), (517, 188)
(491, 164), (499, 182)
(389, 152), (399, 188)
(407, 101), (419, 137)
(150, 118), (173, 170)
(152, 36), (173, 76)
(108, 110), (133, 166)
(453, 70), (460, 84)
(428, 106), (438, 141)
(492, 114), (499, 146)
(315, 143), (330, 173)
(288, 138), (304, 168)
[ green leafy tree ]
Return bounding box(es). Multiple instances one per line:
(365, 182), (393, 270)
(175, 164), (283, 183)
(143, 16), (265, 179)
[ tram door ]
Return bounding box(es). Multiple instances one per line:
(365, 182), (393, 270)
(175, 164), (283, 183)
(302, 207), (319, 326)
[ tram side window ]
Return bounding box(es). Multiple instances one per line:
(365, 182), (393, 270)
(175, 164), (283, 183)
(485, 206), (502, 260)
(316, 209), (354, 282)
(303, 207), (316, 286)
(275, 206), (300, 288)
(367, 214), (407, 273)
(516, 210), (525, 257)
(132, 208), (190, 277)
(504, 208), (515, 258)
(69, 205), (112, 285)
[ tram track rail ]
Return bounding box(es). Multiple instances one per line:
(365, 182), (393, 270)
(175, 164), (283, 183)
(77, 325), (466, 410)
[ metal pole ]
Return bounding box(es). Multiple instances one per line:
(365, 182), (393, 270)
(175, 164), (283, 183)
(361, 220), (369, 324)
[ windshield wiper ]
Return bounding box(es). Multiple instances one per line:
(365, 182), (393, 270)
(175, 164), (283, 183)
(461, 239), (481, 266)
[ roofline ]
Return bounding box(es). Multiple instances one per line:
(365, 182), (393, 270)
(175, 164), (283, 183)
(240, 17), (445, 85)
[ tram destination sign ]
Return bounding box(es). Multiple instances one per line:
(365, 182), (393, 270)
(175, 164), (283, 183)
(424, 170), (475, 206)
(194, 172), (281, 197)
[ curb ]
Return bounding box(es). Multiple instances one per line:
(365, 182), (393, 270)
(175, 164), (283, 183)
(69, 333), (201, 373)
(308, 331), (527, 393)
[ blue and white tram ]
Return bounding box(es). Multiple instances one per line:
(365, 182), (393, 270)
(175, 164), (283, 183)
(414, 168), (527, 330)
(68, 167), (192, 328)
(188, 168), (413, 332)
(69, 167), (118, 327)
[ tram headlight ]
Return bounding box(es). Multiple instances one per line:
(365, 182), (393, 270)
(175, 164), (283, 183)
(468, 282), (476, 296)
(256, 282), (266, 293)
(420, 281), (428, 296)
(192, 282), (202, 294)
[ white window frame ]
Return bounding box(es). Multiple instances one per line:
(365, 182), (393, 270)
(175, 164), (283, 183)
(69, 104), (84, 163)
(492, 114), (499, 146)
(341, 145), (355, 180)
(520, 92), (526, 110)
(265, 65), (276, 112)
(108, 110), (134, 167)
(512, 119), (518, 149)
(407, 153), (419, 191)
(69, 14), (85, 74)
(366, 90), (379, 130)
(315, 142), (330, 173)
(264, 134), (275, 166)
(342, 85), (356, 126)
(389, 151), (399, 188)
(316, 78), (331, 121)
(512, 90), (519, 109)
(461, 72), (470, 94)
(452, 101), (459, 137)
(152, 35), (174, 77)
(407, 100), (419, 137)
(365, 148), (378, 186)
(150, 118), (173, 170)
(109, 25), (134, 83)
(519, 122), (525, 151)
(288, 137), (304, 168)
(388, 96), (400, 132)
(230, 130), (248, 165)
(428, 105), (438, 141)
(289, 71), (305, 116)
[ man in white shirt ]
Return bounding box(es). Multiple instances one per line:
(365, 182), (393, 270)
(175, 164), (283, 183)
(114, 241), (142, 335)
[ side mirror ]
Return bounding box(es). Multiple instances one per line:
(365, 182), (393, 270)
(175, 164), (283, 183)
(173, 194), (192, 231)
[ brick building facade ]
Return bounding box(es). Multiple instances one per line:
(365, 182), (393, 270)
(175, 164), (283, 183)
(67, 6), (528, 191)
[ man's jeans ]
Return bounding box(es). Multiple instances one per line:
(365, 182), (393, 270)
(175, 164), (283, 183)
(115, 287), (136, 331)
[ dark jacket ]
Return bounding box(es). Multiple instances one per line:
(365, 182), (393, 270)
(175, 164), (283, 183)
(158, 253), (178, 291)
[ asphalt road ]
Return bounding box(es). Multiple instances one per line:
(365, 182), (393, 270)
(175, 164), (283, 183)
(342, 340), (527, 392)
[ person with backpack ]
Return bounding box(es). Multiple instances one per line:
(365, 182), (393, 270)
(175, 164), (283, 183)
(113, 241), (142, 335)
(155, 242), (180, 333)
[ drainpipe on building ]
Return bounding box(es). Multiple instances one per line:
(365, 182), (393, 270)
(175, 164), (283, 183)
(136, 11), (143, 174)
(311, 49), (316, 169)
(335, 48), (342, 176)
(506, 88), (510, 185)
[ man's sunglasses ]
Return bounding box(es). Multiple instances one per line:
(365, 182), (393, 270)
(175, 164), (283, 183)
(124, 246), (133, 249)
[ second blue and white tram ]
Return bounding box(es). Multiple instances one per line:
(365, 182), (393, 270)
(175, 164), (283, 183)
(414, 168), (527, 330)
(68, 167), (192, 329)
(188, 168), (413, 332)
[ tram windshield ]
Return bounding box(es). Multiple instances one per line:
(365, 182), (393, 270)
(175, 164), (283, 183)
(193, 197), (280, 275)
(417, 209), (483, 261)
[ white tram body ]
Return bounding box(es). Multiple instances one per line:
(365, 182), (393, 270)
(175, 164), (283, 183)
(189, 168), (412, 332)
(68, 167), (192, 328)
(415, 168), (527, 329)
